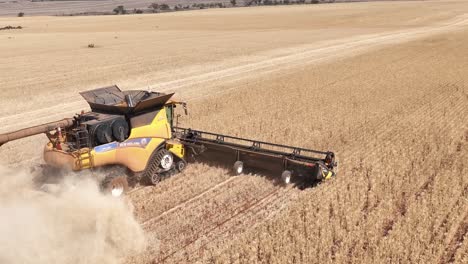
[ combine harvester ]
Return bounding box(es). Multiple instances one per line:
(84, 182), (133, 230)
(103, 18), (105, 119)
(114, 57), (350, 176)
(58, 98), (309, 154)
(0, 86), (337, 196)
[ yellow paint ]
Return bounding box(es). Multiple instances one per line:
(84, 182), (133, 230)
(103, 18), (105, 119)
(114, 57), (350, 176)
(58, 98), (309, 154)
(88, 106), (184, 172)
(166, 141), (184, 159)
(129, 108), (171, 139)
(55, 103), (186, 172)
(91, 137), (166, 172)
(323, 170), (334, 180)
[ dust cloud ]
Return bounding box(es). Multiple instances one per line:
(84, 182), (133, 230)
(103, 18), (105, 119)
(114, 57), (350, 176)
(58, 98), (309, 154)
(0, 167), (146, 264)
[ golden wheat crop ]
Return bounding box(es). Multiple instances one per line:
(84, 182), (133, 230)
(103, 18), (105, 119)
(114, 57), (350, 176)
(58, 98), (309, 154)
(0, 2), (467, 264)
(181, 30), (468, 264)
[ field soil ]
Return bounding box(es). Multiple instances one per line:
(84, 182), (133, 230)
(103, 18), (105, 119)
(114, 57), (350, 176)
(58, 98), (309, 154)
(0, 1), (467, 263)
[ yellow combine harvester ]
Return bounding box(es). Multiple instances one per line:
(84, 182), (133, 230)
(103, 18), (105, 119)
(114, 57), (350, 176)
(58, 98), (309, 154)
(0, 86), (337, 196)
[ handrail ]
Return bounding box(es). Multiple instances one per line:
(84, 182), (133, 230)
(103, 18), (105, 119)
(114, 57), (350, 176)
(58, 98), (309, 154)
(173, 127), (332, 161)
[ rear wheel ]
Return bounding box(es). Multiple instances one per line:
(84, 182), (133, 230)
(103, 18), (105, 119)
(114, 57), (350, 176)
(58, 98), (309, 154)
(281, 170), (292, 185)
(233, 161), (244, 175)
(102, 175), (129, 197)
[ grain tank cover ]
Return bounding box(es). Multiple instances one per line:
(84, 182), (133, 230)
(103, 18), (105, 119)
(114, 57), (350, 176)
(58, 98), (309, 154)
(80, 85), (174, 115)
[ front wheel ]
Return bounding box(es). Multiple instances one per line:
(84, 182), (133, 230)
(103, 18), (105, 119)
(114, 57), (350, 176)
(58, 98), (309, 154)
(144, 148), (175, 185)
(233, 161), (244, 175)
(281, 170), (292, 185)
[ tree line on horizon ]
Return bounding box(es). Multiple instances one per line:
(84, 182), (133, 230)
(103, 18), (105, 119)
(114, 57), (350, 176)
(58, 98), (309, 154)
(113, 0), (329, 15)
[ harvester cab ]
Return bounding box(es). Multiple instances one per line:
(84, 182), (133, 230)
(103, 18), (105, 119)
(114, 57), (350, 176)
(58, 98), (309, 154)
(0, 85), (337, 196)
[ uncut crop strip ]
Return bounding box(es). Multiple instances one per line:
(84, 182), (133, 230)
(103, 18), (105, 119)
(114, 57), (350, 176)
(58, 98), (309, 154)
(341, 80), (462, 165)
(323, 83), (468, 259)
(375, 87), (466, 238)
(359, 86), (462, 207)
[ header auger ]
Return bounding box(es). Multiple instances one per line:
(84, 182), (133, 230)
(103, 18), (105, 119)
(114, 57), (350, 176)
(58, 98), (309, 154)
(0, 85), (337, 196)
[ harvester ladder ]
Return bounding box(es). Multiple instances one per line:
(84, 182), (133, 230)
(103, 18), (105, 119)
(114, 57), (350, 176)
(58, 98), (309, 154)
(75, 129), (93, 169)
(75, 129), (90, 149)
(78, 148), (93, 169)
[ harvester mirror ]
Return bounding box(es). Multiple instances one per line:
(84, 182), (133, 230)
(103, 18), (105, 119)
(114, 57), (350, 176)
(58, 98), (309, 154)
(176, 114), (181, 127)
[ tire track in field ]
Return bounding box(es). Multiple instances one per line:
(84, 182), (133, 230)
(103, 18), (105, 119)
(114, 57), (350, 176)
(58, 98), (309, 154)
(160, 187), (296, 263)
(439, 211), (468, 264)
(184, 187), (299, 263)
(2, 14), (467, 131)
(142, 176), (277, 230)
(138, 176), (239, 224)
(135, 176), (294, 263)
(434, 185), (468, 260)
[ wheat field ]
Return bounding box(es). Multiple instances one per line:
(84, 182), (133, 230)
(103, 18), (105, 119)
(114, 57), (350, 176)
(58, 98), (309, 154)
(0, 1), (467, 263)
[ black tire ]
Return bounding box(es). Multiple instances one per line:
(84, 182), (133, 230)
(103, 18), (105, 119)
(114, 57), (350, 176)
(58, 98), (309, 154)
(233, 161), (244, 175)
(111, 119), (129, 142)
(143, 148), (174, 185)
(102, 175), (129, 197)
(176, 160), (187, 172)
(281, 170), (292, 185)
(95, 123), (113, 144)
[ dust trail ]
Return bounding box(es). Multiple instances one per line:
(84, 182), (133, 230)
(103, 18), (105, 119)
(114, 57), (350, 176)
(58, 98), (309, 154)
(0, 167), (146, 264)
